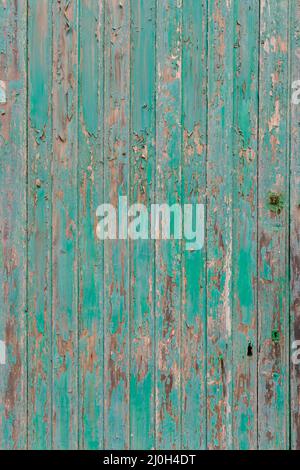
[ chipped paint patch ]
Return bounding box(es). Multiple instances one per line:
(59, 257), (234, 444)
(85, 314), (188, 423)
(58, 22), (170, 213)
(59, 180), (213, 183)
(0, 80), (6, 103)
(268, 98), (280, 132)
(0, 0), (297, 451)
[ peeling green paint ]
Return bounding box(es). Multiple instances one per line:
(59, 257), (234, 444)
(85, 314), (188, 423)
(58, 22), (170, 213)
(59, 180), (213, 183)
(0, 0), (298, 451)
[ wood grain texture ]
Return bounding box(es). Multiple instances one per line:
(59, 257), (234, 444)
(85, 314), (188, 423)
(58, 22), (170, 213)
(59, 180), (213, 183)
(290, 0), (300, 451)
(0, 0), (27, 450)
(0, 0), (298, 450)
(103, 0), (130, 449)
(78, 0), (104, 450)
(181, 0), (207, 450)
(155, 0), (182, 450)
(232, 0), (259, 450)
(258, 0), (289, 449)
(28, 0), (52, 449)
(52, 0), (79, 449)
(130, 0), (156, 450)
(206, 0), (234, 450)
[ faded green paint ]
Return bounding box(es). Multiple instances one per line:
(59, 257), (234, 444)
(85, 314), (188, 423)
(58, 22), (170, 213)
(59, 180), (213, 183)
(181, 0), (207, 450)
(52, 0), (79, 449)
(0, 0), (27, 450)
(258, 0), (289, 450)
(78, 0), (104, 450)
(103, 0), (130, 450)
(155, 0), (182, 449)
(232, 0), (259, 450)
(28, 0), (52, 449)
(130, 0), (156, 450)
(0, 0), (299, 450)
(206, 0), (234, 450)
(290, 0), (300, 451)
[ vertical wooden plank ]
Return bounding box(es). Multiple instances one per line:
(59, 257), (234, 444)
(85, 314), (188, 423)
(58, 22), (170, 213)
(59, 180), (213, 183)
(0, 0), (27, 449)
(27, 0), (52, 449)
(130, 0), (156, 449)
(290, 0), (300, 451)
(155, 0), (182, 450)
(181, 0), (207, 450)
(258, 0), (289, 450)
(232, 0), (259, 450)
(103, 0), (130, 449)
(206, 0), (234, 450)
(52, 0), (79, 449)
(78, 0), (104, 450)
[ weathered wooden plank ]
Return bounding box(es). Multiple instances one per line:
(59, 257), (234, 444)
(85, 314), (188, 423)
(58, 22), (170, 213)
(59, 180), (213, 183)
(258, 0), (289, 450)
(78, 0), (104, 450)
(290, 0), (300, 451)
(155, 0), (182, 450)
(27, 0), (52, 450)
(130, 0), (156, 450)
(0, 0), (27, 449)
(52, 0), (79, 449)
(206, 0), (234, 450)
(103, 0), (130, 449)
(181, 0), (207, 450)
(0, 1), (298, 451)
(232, 0), (259, 450)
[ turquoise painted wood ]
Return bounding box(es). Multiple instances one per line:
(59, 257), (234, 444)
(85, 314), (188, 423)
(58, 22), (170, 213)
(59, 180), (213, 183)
(291, 0), (300, 450)
(28, 0), (52, 449)
(232, 0), (259, 449)
(155, 0), (182, 449)
(103, 0), (130, 449)
(258, 0), (289, 449)
(78, 0), (104, 449)
(130, 0), (156, 450)
(0, 0), (299, 450)
(181, 0), (207, 449)
(0, 0), (27, 449)
(52, 0), (79, 449)
(206, 0), (234, 449)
